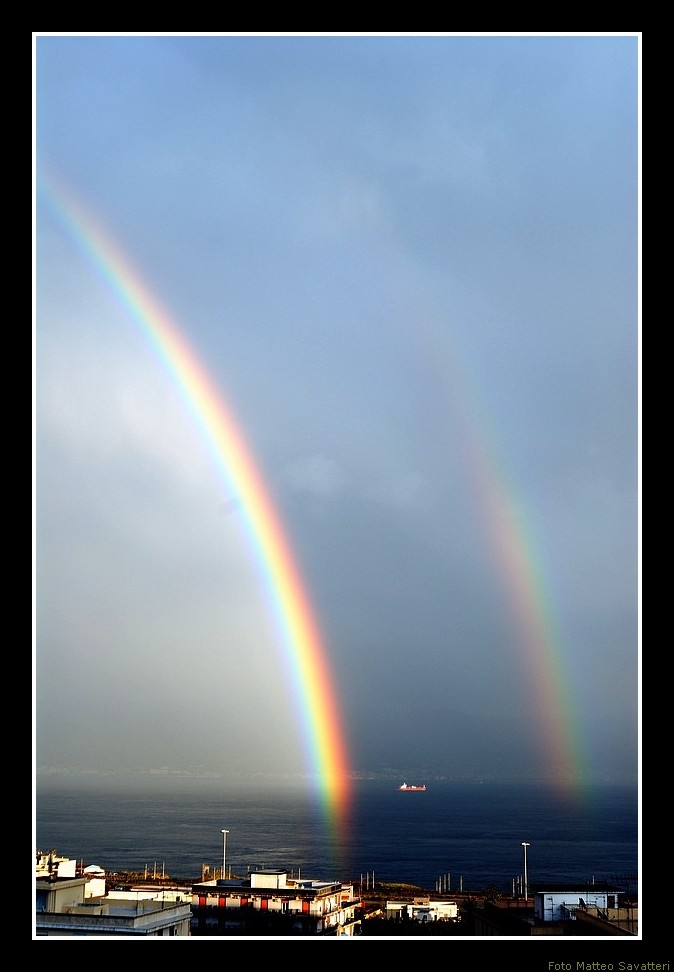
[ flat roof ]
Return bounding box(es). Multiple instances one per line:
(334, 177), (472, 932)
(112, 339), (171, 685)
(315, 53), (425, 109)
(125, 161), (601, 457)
(531, 883), (621, 892)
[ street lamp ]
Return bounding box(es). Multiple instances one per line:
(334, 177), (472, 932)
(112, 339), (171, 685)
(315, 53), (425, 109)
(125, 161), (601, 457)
(521, 842), (530, 901)
(221, 829), (229, 881)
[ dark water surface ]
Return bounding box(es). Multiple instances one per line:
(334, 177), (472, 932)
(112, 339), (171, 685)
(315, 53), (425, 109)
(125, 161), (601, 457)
(35, 778), (638, 894)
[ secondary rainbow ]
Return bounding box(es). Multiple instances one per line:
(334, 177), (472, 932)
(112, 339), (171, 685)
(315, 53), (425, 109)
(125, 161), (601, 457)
(406, 280), (588, 790)
(345, 221), (588, 787)
(38, 174), (352, 825)
(463, 407), (586, 788)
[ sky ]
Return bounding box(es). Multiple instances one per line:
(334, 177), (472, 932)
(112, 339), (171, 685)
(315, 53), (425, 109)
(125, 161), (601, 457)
(34, 33), (640, 790)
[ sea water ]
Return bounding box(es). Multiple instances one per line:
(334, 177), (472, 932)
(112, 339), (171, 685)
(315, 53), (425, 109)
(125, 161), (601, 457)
(34, 778), (638, 894)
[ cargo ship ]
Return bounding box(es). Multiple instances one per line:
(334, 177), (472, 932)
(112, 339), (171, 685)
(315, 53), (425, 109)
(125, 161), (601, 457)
(398, 783), (427, 791)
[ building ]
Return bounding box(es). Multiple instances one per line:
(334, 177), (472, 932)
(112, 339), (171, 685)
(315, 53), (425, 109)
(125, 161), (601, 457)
(471, 897), (564, 936)
(386, 896), (459, 922)
(191, 867), (361, 936)
(532, 882), (622, 922)
(533, 883), (637, 935)
(107, 884), (192, 905)
(36, 850), (106, 898)
(35, 849), (77, 879)
(469, 883), (637, 937)
(35, 874), (191, 937)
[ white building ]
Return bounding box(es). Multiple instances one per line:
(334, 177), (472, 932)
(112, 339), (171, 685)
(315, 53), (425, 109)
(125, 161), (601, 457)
(35, 851), (105, 898)
(386, 897), (459, 922)
(35, 874), (191, 937)
(532, 883), (622, 922)
(107, 884), (192, 904)
(35, 850), (77, 879)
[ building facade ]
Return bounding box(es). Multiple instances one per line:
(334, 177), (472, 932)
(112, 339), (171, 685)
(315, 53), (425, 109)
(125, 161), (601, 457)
(35, 875), (191, 937)
(191, 868), (361, 936)
(386, 897), (459, 922)
(470, 884), (636, 937)
(533, 883), (622, 922)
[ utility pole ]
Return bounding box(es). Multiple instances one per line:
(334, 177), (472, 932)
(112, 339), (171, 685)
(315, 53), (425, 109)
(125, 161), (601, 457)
(521, 842), (530, 901)
(221, 829), (229, 881)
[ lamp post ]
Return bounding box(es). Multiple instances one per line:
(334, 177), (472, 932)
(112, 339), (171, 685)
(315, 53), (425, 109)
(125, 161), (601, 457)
(521, 842), (530, 901)
(221, 829), (229, 881)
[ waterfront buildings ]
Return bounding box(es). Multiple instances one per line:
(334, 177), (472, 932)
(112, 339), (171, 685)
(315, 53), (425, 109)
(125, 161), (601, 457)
(34, 850), (636, 938)
(35, 852), (361, 937)
(191, 867), (361, 936)
(386, 897), (459, 922)
(35, 874), (191, 937)
(470, 883), (637, 937)
(533, 882), (623, 922)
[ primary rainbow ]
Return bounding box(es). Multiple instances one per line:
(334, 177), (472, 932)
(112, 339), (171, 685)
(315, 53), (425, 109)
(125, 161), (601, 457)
(39, 169), (588, 818)
(38, 174), (352, 830)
